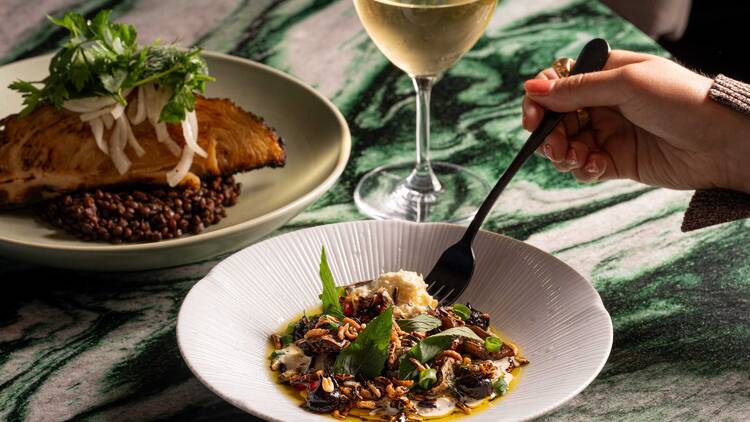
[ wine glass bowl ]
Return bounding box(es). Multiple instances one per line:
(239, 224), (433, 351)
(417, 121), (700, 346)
(353, 0), (497, 223)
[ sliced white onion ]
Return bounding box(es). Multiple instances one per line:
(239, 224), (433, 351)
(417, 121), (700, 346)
(88, 117), (107, 154)
(166, 145), (195, 187)
(67, 84), (202, 183)
(181, 110), (207, 158)
(109, 118), (131, 174)
(121, 116), (146, 157)
(63, 96), (117, 112)
(131, 86), (147, 125)
(79, 107), (113, 122)
(110, 103), (125, 120)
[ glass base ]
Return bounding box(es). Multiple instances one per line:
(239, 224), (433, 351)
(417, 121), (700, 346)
(354, 161), (490, 223)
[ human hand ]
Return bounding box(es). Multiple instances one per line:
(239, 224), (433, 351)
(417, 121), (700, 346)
(522, 50), (750, 193)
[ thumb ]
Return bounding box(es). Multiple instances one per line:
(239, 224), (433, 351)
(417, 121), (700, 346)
(524, 69), (628, 112)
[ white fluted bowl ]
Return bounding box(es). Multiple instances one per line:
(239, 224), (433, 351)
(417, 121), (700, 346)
(177, 220), (613, 421)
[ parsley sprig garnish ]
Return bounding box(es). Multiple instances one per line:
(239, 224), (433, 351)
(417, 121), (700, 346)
(8, 10), (214, 123)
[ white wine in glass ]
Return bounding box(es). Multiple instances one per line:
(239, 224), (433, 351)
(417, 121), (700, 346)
(353, 0), (497, 223)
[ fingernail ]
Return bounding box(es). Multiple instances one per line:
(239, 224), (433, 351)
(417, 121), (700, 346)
(524, 79), (553, 95)
(585, 160), (600, 174)
(566, 149), (578, 166)
(543, 144), (553, 160)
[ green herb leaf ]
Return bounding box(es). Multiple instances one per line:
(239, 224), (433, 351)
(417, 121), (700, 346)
(452, 304), (471, 321)
(397, 326), (482, 379)
(418, 367), (437, 389)
(485, 336), (502, 353)
(426, 326), (482, 342)
(397, 314), (441, 333)
(319, 246), (345, 320)
(8, 10), (213, 123)
(493, 377), (508, 396)
(334, 306), (393, 378)
(280, 335), (293, 347)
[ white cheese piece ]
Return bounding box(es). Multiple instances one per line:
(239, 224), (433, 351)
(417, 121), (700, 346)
(270, 344), (311, 374)
(352, 270), (438, 318)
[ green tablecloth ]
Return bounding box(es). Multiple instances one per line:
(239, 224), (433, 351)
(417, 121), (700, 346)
(1, 0), (748, 420)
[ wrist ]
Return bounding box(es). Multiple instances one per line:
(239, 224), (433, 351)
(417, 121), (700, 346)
(709, 88), (750, 194)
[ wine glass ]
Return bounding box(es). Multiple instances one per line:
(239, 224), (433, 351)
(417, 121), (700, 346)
(353, 0), (497, 222)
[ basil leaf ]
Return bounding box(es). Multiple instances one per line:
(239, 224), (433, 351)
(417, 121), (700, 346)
(397, 326), (482, 379)
(428, 326), (482, 342)
(334, 306), (393, 378)
(319, 246), (344, 319)
(397, 314), (441, 332)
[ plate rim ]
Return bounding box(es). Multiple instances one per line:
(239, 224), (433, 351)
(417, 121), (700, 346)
(176, 219), (614, 422)
(0, 51), (351, 252)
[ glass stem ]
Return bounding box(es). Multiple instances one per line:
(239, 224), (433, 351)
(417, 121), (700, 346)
(405, 76), (441, 194)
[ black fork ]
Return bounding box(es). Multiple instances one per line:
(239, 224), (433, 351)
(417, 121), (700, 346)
(425, 38), (611, 305)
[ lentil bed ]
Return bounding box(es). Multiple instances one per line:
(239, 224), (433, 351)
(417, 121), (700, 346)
(38, 176), (241, 243)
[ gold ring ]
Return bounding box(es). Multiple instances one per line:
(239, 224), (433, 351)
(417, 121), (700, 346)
(551, 58), (592, 133)
(552, 57), (575, 78)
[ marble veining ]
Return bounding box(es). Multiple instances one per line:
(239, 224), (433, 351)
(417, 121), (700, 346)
(0, 0), (748, 421)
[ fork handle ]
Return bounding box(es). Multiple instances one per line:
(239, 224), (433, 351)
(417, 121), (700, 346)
(461, 38), (611, 245)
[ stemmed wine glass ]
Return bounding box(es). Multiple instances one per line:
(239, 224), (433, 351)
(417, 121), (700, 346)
(353, 0), (497, 222)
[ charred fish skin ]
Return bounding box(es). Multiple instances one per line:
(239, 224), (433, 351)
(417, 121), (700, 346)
(0, 96), (285, 209)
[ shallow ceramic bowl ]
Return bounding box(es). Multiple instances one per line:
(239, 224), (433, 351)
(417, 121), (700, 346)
(177, 220), (613, 421)
(0, 52), (350, 271)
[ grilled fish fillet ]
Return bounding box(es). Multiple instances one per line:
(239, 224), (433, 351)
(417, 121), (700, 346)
(0, 96), (285, 209)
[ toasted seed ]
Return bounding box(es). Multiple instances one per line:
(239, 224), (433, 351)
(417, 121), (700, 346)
(342, 317), (361, 330)
(304, 328), (331, 338)
(270, 334), (283, 350)
(321, 377), (334, 393)
(392, 379), (414, 387)
(356, 401), (377, 409)
(337, 323), (349, 341)
(437, 350), (463, 361)
(367, 382), (382, 399)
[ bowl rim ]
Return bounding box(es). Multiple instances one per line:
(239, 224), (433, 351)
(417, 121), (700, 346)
(176, 219), (614, 422)
(0, 51), (351, 252)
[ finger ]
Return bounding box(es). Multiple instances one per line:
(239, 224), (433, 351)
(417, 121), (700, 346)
(564, 140), (591, 170)
(523, 97), (546, 131)
(571, 151), (618, 182)
(551, 139), (591, 173)
(562, 112), (579, 137)
(524, 68), (630, 111)
(537, 67), (559, 81)
(541, 124), (568, 163)
(558, 50), (652, 72)
(523, 68), (560, 130)
(568, 130), (598, 154)
(604, 50), (653, 70)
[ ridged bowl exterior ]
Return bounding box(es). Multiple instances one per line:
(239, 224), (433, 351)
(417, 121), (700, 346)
(177, 220), (613, 421)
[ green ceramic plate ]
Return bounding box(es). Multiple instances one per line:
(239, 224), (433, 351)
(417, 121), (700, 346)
(0, 52), (351, 271)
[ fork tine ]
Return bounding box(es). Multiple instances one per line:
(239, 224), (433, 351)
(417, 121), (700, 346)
(436, 288), (456, 306)
(439, 287), (464, 306)
(428, 283), (446, 298)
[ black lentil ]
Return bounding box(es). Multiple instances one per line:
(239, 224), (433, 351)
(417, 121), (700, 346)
(38, 176), (241, 244)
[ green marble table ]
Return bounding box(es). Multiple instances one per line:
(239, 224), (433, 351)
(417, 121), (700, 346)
(1, 0), (748, 421)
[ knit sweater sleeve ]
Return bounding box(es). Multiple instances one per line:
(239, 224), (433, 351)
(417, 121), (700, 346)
(682, 74), (750, 232)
